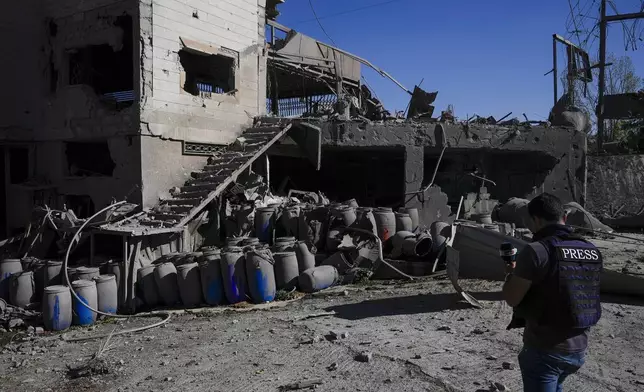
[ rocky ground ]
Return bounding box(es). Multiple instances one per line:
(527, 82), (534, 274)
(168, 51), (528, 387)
(1, 232), (643, 392)
(1, 278), (644, 392)
(591, 231), (644, 275)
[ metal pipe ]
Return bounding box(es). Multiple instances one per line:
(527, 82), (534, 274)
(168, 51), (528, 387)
(61, 201), (171, 342)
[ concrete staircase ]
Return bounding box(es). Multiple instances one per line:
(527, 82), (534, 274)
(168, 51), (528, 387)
(141, 121), (292, 228)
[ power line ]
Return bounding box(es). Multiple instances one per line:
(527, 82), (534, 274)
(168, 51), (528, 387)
(307, 0), (338, 46)
(295, 0), (408, 25)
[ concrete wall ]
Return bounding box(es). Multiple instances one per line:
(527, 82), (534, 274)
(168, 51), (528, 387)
(318, 121), (587, 204)
(0, 0), (145, 235)
(140, 0), (266, 144)
(0, 1), (45, 139)
(587, 154), (644, 217)
(140, 135), (207, 208)
(137, 0), (267, 207)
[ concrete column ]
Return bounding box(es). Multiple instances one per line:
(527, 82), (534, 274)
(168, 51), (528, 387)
(404, 146), (424, 208)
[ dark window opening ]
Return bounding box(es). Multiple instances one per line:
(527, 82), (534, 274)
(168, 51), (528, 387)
(9, 148), (29, 184)
(67, 14), (134, 104)
(179, 50), (235, 97)
(65, 142), (115, 177)
(64, 195), (95, 219)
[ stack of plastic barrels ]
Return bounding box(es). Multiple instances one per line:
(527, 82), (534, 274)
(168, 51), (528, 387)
(0, 258), (119, 332)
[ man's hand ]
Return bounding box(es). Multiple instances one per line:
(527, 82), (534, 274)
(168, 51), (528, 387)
(505, 262), (516, 276)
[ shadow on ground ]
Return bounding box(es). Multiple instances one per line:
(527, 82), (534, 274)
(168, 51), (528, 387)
(325, 291), (504, 320)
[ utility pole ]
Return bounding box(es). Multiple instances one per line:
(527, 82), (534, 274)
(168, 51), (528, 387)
(597, 0), (607, 152)
(596, 0), (644, 152)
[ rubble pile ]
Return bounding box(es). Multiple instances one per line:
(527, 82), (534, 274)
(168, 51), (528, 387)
(133, 195), (454, 313)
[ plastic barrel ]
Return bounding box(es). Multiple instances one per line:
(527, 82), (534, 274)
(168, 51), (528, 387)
(44, 260), (63, 288)
(402, 235), (433, 257)
(176, 262), (203, 307)
(395, 212), (413, 233)
(245, 250), (276, 303)
(334, 206), (357, 227)
(71, 280), (98, 326)
(101, 261), (123, 309)
(95, 275), (118, 314)
(294, 241), (316, 273)
(373, 208), (396, 245)
(273, 236), (296, 252)
(273, 252), (299, 290)
(343, 198), (359, 208)
(10, 271), (36, 308)
(75, 267), (100, 281)
(199, 249), (224, 306)
(220, 247), (247, 304)
(0, 259), (23, 300)
(280, 206), (301, 238)
(255, 207), (276, 244)
(403, 208), (420, 232)
(43, 285), (72, 331)
(298, 266), (339, 293)
(137, 265), (159, 307)
(154, 262), (180, 306)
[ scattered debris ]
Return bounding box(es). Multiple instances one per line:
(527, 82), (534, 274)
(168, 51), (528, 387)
(502, 361), (515, 370)
(355, 351), (373, 363)
(278, 379), (324, 391)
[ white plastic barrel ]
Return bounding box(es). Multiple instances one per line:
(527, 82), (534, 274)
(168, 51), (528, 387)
(43, 285), (72, 331)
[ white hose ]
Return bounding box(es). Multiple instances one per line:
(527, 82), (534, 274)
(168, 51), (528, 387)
(61, 201), (171, 342)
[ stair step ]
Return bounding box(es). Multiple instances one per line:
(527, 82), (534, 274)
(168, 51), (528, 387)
(168, 206), (194, 214)
(140, 219), (169, 227)
(164, 198), (202, 206)
(175, 190), (211, 199)
(186, 174), (229, 186)
(195, 166), (236, 176)
(149, 213), (185, 222)
(181, 182), (223, 193)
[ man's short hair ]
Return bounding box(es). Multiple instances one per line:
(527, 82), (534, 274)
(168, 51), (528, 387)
(528, 193), (565, 222)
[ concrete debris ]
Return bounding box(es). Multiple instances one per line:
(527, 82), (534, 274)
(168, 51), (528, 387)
(491, 381), (509, 391)
(502, 361), (515, 370)
(355, 351), (373, 363)
(278, 379), (324, 391)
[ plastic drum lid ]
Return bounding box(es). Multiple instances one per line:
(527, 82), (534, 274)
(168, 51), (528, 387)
(44, 285), (69, 294)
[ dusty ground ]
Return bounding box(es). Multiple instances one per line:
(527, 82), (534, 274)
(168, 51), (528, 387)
(591, 232), (644, 275)
(1, 276), (644, 392)
(1, 231), (643, 392)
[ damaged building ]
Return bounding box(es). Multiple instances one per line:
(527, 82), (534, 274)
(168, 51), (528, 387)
(0, 0), (593, 314)
(0, 0), (281, 238)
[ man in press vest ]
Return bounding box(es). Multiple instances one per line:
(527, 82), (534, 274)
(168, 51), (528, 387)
(502, 193), (602, 392)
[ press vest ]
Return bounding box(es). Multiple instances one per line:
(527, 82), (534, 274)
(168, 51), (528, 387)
(528, 231), (603, 329)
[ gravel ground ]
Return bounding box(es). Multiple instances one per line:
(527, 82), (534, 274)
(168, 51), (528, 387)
(1, 277), (644, 392)
(1, 233), (643, 392)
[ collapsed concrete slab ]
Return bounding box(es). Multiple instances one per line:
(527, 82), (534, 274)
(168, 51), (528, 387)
(452, 224), (644, 297)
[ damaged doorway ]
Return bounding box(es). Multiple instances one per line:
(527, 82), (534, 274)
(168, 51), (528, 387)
(269, 146), (406, 207)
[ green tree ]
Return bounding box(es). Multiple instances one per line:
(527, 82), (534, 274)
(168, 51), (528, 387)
(562, 54), (643, 141)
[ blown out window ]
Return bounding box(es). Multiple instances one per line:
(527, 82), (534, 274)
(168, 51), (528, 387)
(179, 50), (235, 98)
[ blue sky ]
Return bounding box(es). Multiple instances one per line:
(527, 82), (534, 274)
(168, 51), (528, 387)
(276, 0), (644, 120)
